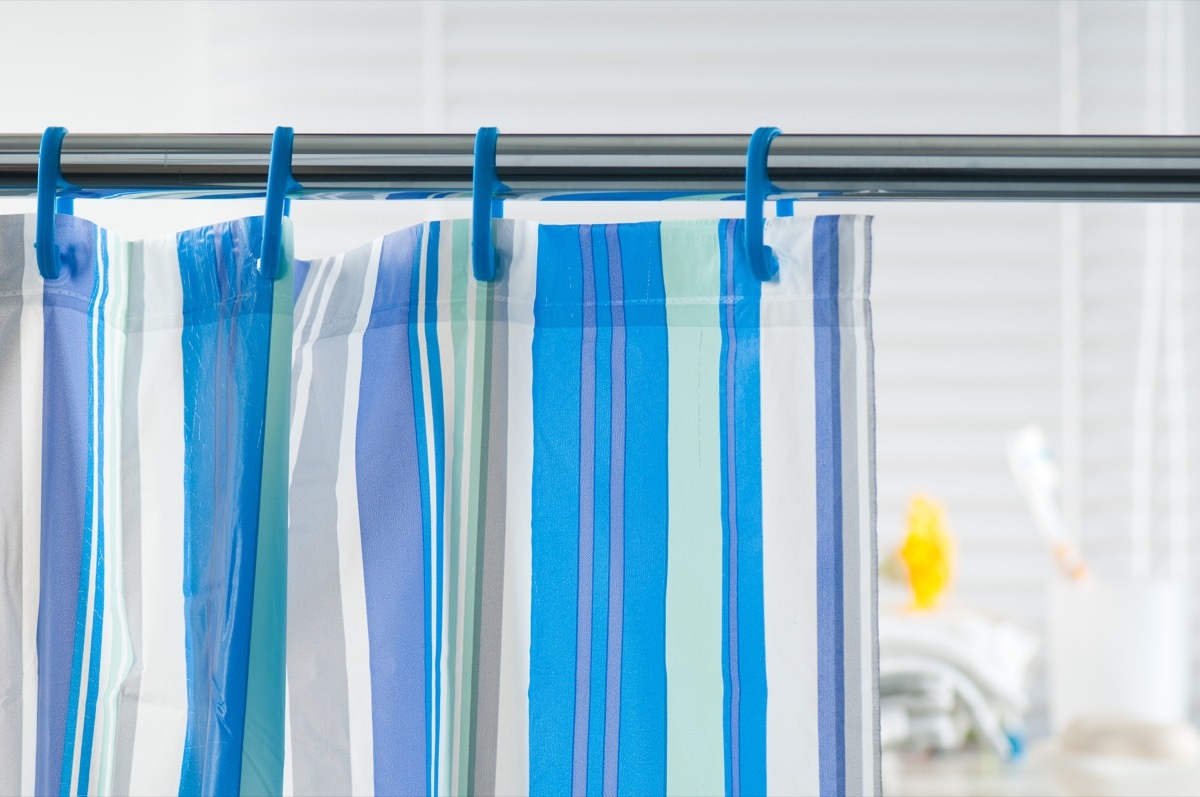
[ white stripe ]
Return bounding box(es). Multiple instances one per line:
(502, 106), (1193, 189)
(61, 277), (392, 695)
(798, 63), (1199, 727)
(95, 232), (134, 796)
(290, 254), (345, 484)
(19, 214), (44, 797)
(413, 224), (440, 792)
(434, 223), (457, 795)
(282, 677), (294, 796)
(853, 217), (879, 796)
(336, 239), (380, 795)
(760, 218), (821, 797)
(125, 235), (187, 796)
(494, 219), (534, 797)
(293, 254), (331, 348)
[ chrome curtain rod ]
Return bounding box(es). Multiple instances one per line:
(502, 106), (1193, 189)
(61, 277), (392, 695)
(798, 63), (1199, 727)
(0, 133), (1199, 201)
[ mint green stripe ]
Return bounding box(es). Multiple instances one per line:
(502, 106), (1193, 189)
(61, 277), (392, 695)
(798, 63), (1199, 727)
(96, 236), (134, 796)
(240, 227), (293, 797)
(662, 221), (726, 796)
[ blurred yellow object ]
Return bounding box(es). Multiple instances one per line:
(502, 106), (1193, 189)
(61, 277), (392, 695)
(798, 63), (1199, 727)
(898, 494), (954, 609)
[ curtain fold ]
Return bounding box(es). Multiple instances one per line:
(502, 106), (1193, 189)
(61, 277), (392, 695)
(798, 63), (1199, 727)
(0, 214), (291, 797)
(284, 215), (878, 797)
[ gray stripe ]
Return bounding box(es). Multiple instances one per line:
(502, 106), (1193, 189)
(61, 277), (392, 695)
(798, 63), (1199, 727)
(289, 256), (338, 430)
(110, 242), (147, 797)
(0, 215), (26, 796)
(286, 244), (371, 796)
(837, 216), (865, 797)
(471, 282), (508, 797)
(863, 218), (882, 797)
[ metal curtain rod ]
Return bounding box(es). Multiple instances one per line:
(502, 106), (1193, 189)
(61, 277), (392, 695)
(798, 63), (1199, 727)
(0, 133), (1199, 201)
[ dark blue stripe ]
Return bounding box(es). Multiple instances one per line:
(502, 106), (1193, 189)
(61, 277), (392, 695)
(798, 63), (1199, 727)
(76, 229), (111, 796)
(586, 226), (611, 797)
(813, 215), (846, 797)
(37, 216), (97, 797)
(615, 222), (669, 796)
(356, 225), (428, 796)
(530, 224), (584, 797)
(177, 217), (273, 796)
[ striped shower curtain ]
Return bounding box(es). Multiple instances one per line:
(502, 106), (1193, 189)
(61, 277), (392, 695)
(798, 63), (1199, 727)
(0, 214), (291, 796)
(1, 211), (876, 797)
(286, 215), (878, 797)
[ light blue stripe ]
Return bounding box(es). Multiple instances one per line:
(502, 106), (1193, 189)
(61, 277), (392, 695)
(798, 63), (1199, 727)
(529, 224), (584, 797)
(813, 215), (846, 797)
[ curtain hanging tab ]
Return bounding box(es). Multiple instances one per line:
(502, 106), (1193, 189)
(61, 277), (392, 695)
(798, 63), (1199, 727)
(257, 126), (301, 280)
(34, 127), (77, 280)
(472, 127), (509, 282)
(745, 126), (782, 281)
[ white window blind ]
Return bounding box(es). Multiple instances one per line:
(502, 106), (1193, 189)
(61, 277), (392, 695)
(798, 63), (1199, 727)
(2, 0), (1198, 731)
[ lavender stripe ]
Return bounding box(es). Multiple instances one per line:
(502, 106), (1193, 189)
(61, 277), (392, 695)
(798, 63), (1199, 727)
(572, 225), (597, 797)
(602, 225), (625, 797)
(724, 221), (742, 797)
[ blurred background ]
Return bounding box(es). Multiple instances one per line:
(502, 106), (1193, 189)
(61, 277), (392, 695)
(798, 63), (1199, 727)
(4, 2), (1200, 794)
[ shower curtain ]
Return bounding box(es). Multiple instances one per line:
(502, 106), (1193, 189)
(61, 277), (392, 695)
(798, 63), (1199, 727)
(0, 211), (877, 797)
(0, 214), (291, 797)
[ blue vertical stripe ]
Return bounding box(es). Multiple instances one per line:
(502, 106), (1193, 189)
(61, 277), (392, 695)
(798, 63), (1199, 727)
(422, 223), (449, 797)
(76, 229), (111, 796)
(36, 216), (97, 797)
(813, 215), (846, 797)
(615, 222), (668, 797)
(530, 224), (584, 797)
(586, 226), (611, 797)
(177, 218), (274, 796)
(409, 229), (436, 794)
(719, 219), (767, 797)
(731, 220), (767, 797)
(356, 226), (428, 797)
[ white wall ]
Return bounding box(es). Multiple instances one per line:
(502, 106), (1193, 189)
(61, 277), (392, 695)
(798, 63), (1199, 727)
(3, 0), (1198, 732)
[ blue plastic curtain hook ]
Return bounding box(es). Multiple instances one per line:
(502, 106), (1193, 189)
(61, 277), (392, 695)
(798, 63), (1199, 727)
(35, 127), (78, 280)
(258, 126), (302, 281)
(745, 126), (782, 281)
(472, 127), (509, 282)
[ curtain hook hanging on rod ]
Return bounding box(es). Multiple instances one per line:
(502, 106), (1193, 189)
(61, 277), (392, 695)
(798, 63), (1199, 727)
(472, 127), (509, 282)
(745, 126), (782, 281)
(35, 126), (78, 280)
(258, 126), (302, 281)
